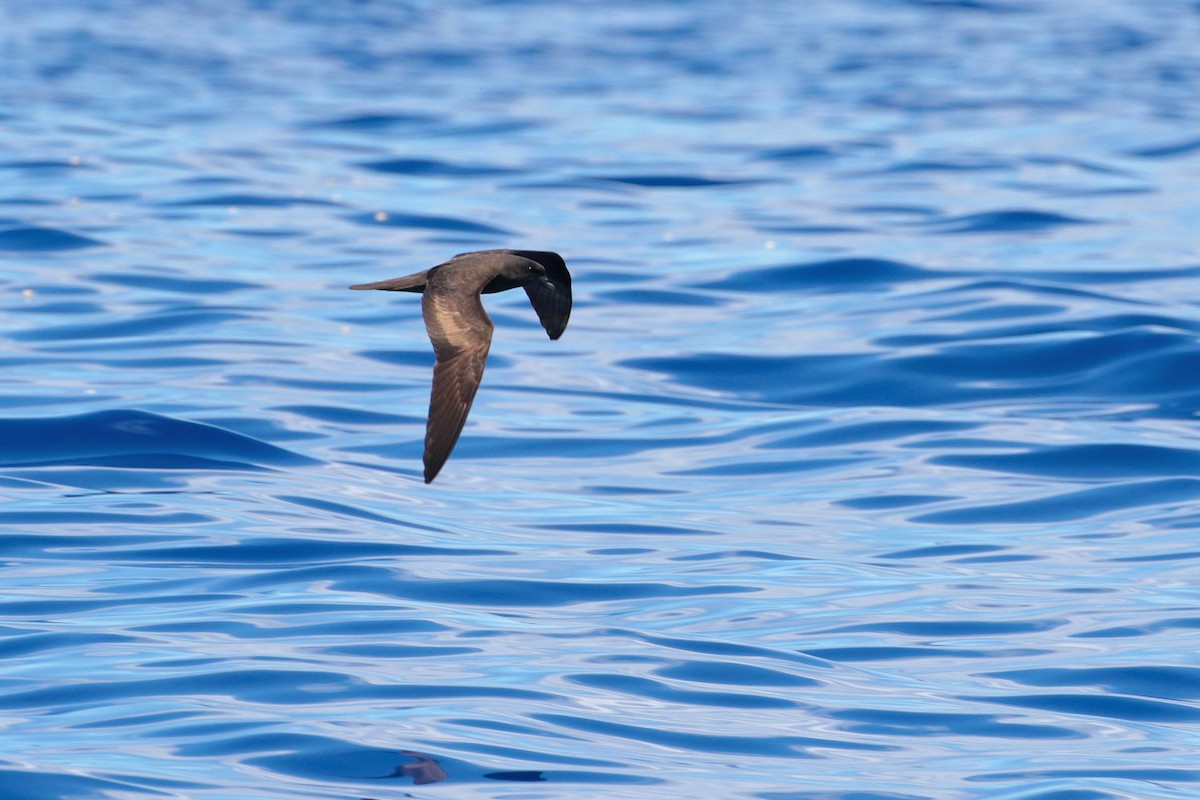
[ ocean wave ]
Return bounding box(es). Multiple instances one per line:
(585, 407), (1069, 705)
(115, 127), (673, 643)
(0, 409), (317, 470)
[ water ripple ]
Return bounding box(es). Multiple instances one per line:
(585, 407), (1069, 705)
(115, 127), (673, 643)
(924, 209), (1093, 234)
(697, 256), (935, 291)
(0, 409), (316, 469)
(346, 210), (511, 235)
(0, 226), (106, 251)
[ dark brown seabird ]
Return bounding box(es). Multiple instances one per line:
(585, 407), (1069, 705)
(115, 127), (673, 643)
(349, 249), (572, 483)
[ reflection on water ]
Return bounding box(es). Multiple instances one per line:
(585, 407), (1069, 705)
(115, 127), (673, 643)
(3, 0), (1200, 798)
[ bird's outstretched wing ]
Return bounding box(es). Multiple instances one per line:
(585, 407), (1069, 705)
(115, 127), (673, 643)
(516, 251), (572, 339)
(421, 284), (494, 483)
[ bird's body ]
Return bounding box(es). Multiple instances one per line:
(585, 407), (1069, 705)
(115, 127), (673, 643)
(349, 250), (571, 483)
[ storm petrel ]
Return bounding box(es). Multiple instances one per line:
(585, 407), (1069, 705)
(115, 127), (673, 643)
(350, 249), (572, 483)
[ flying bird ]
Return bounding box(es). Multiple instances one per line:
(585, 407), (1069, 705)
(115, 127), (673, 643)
(349, 249), (572, 483)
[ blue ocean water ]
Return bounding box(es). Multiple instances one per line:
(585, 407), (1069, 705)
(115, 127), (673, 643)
(2, 1), (1200, 798)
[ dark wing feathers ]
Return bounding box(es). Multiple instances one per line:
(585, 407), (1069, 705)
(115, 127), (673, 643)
(423, 344), (489, 483)
(523, 279), (571, 340)
(513, 251), (572, 340)
(420, 286), (494, 483)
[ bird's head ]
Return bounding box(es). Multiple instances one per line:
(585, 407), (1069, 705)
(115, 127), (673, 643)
(500, 255), (555, 289)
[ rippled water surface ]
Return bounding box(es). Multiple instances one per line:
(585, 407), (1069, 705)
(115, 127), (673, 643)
(4, 1), (1200, 798)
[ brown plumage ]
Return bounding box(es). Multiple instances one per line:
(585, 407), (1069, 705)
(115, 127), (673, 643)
(349, 250), (572, 483)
